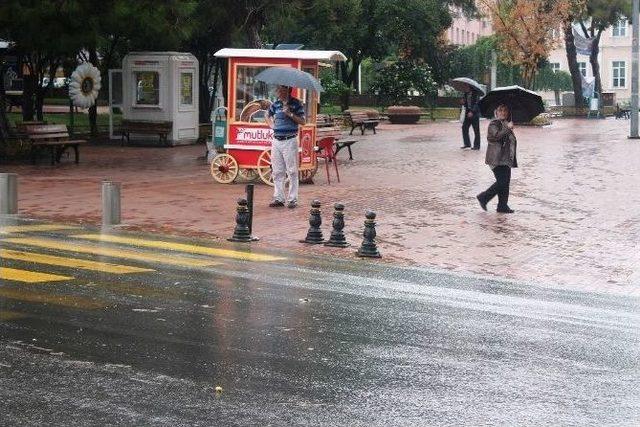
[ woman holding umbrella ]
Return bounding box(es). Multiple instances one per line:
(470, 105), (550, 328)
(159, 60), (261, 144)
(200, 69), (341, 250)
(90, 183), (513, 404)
(476, 104), (517, 213)
(476, 85), (544, 214)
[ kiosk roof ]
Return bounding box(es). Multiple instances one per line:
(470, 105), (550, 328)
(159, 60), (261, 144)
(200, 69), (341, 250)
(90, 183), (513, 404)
(214, 48), (346, 61)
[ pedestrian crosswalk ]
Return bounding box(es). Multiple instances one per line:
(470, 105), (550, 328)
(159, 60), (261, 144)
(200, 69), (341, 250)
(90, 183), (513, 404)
(3, 237), (221, 268)
(0, 222), (288, 312)
(0, 267), (72, 283)
(0, 224), (79, 234)
(72, 234), (286, 262)
(1, 249), (154, 274)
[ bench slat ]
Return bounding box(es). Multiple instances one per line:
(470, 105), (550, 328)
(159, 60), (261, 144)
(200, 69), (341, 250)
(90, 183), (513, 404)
(29, 134), (70, 140)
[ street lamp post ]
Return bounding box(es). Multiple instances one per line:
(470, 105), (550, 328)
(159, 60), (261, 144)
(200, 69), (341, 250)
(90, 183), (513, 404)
(631, 0), (639, 138)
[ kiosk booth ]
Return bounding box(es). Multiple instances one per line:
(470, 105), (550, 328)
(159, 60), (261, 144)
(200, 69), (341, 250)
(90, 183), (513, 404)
(120, 52), (199, 145)
(210, 48), (346, 185)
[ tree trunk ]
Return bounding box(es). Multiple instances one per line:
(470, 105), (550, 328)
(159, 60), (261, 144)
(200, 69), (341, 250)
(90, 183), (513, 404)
(89, 49), (99, 137)
(198, 54), (211, 123)
(555, 90), (561, 106)
(589, 30), (603, 112)
(564, 22), (585, 107)
(0, 64), (11, 145)
(210, 60), (220, 113)
(22, 74), (36, 121)
(339, 58), (361, 111)
(35, 89), (45, 122)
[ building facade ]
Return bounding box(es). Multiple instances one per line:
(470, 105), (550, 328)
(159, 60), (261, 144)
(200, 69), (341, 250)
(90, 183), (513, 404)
(445, 8), (493, 47)
(546, 20), (633, 105)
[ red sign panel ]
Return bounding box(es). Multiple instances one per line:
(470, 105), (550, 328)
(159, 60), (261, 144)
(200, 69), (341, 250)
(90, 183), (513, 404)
(229, 124), (273, 147)
(299, 127), (314, 165)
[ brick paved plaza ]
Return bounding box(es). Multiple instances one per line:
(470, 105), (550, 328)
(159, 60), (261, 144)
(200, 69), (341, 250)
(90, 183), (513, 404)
(3, 118), (639, 296)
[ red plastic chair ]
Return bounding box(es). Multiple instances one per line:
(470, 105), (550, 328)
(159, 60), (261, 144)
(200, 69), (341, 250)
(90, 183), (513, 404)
(316, 136), (340, 184)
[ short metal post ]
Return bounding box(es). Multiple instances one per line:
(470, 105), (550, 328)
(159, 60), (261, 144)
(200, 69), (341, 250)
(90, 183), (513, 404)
(102, 180), (121, 226)
(245, 184), (254, 235)
(0, 173), (18, 215)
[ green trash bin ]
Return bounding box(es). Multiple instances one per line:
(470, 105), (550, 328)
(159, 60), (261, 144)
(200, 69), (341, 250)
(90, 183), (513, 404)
(213, 107), (228, 151)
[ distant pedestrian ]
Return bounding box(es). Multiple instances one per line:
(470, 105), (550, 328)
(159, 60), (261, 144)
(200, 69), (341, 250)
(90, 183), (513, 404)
(265, 85), (305, 209)
(476, 104), (517, 213)
(461, 91), (481, 150)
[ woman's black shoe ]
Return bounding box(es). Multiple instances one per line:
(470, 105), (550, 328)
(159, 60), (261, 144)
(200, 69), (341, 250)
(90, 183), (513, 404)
(497, 206), (515, 213)
(476, 194), (487, 211)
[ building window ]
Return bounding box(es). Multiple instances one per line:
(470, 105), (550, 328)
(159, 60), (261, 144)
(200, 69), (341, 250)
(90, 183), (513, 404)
(613, 61), (626, 88)
(578, 62), (587, 77)
(456, 28), (460, 44)
(612, 20), (627, 37)
(550, 63), (560, 73)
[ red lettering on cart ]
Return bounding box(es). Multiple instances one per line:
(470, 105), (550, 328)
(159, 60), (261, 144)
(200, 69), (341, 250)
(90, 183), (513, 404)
(232, 126), (274, 146)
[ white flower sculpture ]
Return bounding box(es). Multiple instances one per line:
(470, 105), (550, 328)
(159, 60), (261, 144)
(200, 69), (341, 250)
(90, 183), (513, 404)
(69, 63), (101, 109)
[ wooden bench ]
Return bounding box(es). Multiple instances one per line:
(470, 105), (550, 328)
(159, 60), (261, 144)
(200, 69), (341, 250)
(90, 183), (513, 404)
(25, 124), (86, 165)
(614, 104), (630, 119)
(121, 120), (172, 145)
(343, 111), (379, 135)
(316, 126), (358, 160)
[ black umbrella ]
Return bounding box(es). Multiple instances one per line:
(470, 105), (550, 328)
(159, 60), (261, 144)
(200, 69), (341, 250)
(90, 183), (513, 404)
(450, 77), (486, 95)
(479, 85), (544, 123)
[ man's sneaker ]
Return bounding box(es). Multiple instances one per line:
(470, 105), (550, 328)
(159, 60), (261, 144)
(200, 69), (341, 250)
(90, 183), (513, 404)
(287, 201), (297, 209)
(269, 200), (285, 208)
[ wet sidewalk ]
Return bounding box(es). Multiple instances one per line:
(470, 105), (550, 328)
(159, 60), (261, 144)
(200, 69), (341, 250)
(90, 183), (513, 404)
(2, 118), (639, 296)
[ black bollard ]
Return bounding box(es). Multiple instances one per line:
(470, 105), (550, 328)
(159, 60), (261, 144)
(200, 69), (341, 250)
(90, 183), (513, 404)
(246, 184), (254, 235)
(300, 200), (325, 244)
(324, 203), (349, 248)
(228, 198), (252, 242)
(356, 210), (382, 258)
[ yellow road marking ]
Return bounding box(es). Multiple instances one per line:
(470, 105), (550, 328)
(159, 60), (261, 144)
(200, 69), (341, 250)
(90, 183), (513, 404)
(2, 238), (219, 268)
(72, 234), (286, 262)
(0, 224), (78, 234)
(0, 288), (105, 309)
(0, 267), (71, 283)
(0, 310), (27, 321)
(1, 249), (154, 274)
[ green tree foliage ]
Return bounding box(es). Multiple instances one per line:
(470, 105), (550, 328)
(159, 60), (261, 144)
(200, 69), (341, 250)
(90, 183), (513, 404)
(263, 0), (476, 109)
(369, 59), (437, 106)
(447, 36), (523, 87)
(0, 0), (195, 125)
(534, 66), (572, 105)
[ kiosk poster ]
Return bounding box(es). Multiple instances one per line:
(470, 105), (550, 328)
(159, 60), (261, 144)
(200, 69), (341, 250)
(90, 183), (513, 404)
(135, 72), (159, 105)
(180, 73), (193, 105)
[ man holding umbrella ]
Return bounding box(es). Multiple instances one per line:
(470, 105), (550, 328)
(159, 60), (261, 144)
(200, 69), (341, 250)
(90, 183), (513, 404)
(451, 78), (485, 150)
(265, 85), (306, 208)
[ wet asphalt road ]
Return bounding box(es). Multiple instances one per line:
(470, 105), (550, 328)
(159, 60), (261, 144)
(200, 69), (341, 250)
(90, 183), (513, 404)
(1, 219), (639, 426)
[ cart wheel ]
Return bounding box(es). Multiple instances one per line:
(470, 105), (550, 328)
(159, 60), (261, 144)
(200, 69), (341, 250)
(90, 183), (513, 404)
(210, 153), (239, 184)
(239, 169), (259, 182)
(299, 162), (319, 184)
(257, 149), (275, 186)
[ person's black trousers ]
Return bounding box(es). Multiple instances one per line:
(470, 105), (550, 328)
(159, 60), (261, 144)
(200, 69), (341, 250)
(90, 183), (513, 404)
(462, 116), (480, 148)
(481, 165), (511, 209)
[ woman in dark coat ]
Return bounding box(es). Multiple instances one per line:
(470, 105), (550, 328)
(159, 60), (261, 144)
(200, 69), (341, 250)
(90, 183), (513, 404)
(476, 104), (517, 213)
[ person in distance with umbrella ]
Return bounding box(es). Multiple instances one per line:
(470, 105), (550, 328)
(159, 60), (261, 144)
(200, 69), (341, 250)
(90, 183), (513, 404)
(461, 90), (481, 150)
(265, 85), (306, 209)
(476, 104), (517, 213)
